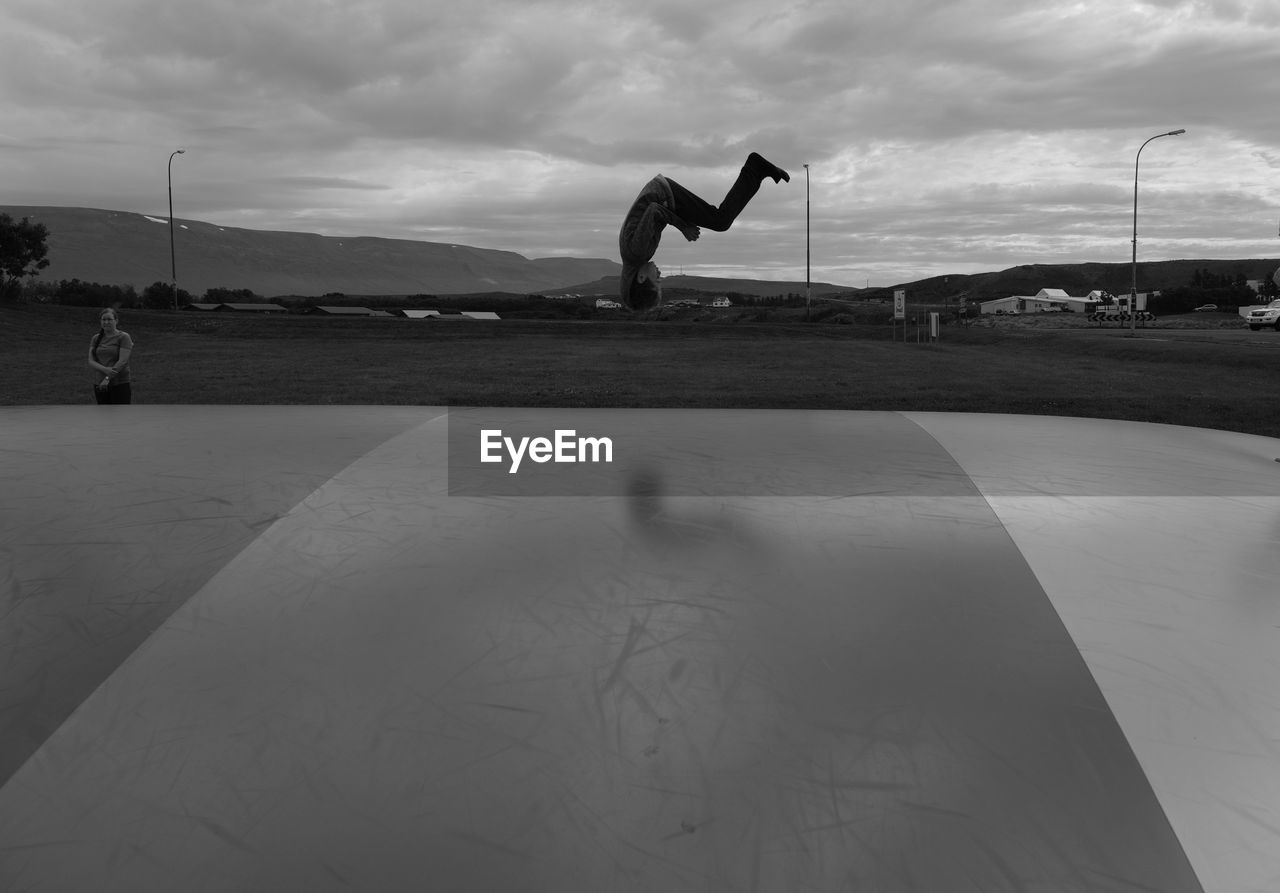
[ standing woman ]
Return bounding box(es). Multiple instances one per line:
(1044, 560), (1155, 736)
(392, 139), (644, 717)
(88, 309), (134, 404)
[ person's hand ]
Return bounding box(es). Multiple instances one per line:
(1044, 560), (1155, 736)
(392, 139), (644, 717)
(680, 223), (700, 242)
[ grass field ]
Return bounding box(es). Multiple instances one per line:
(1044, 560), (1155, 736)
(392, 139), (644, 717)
(5, 303), (1280, 439)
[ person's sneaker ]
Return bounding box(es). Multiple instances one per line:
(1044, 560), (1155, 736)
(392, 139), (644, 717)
(748, 152), (790, 183)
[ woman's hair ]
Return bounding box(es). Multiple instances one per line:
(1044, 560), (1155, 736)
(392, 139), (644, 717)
(92, 310), (117, 359)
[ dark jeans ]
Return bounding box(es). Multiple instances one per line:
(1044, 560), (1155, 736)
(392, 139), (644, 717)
(666, 158), (766, 233)
(94, 383), (132, 404)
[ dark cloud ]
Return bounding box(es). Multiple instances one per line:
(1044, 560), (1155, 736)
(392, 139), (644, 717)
(1, 0), (1278, 284)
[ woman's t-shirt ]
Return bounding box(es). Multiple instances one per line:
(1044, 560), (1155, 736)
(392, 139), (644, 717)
(91, 331), (134, 383)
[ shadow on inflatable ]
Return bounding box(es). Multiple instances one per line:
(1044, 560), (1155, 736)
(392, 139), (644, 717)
(3, 406), (1279, 892)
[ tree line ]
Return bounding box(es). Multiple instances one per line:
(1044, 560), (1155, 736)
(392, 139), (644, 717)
(1149, 267), (1280, 314)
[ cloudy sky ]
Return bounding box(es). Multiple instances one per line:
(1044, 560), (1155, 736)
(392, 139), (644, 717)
(3, 0), (1279, 286)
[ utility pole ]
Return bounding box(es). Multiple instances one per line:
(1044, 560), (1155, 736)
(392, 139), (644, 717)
(804, 163), (811, 322)
(168, 148), (186, 310)
(1129, 129), (1184, 336)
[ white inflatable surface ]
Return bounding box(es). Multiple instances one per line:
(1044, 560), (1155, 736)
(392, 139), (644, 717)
(2, 407), (1277, 892)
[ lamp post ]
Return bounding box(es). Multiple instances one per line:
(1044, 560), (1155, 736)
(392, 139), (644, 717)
(804, 163), (810, 321)
(168, 148), (185, 311)
(1129, 129), (1184, 336)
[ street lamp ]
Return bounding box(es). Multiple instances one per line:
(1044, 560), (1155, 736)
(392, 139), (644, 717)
(1130, 129), (1184, 336)
(804, 163), (810, 322)
(168, 148), (185, 311)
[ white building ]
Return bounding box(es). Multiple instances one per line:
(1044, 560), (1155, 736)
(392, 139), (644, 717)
(398, 309), (500, 320)
(710, 296), (732, 308)
(979, 296), (1022, 315)
(1090, 290), (1154, 311)
(980, 288), (1106, 315)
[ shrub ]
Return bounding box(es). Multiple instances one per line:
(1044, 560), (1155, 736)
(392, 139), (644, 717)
(55, 279), (140, 308)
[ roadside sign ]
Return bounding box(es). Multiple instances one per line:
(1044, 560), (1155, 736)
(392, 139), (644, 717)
(894, 290), (905, 320)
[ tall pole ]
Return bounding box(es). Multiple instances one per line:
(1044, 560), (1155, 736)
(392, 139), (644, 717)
(168, 148), (185, 311)
(804, 163), (810, 321)
(1130, 129), (1184, 336)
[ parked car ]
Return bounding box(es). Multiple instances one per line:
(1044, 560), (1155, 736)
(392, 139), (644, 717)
(1193, 304), (1217, 312)
(1245, 300), (1280, 331)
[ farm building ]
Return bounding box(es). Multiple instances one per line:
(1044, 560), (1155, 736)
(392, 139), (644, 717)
(395, 309), (501, 320)
(304, 306), (389, 317)
(183, 303), (288, 313)
(979, 297), (1021, 315)
(980, 289), (1102, 315)
(217, 303), (289, 314)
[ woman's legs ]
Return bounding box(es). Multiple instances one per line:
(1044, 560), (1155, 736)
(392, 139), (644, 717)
(94, 383), (132, 404)
(667, 153), (788, 233)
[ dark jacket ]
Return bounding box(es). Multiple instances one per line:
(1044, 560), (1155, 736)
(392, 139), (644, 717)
(618, 175), (681, 307)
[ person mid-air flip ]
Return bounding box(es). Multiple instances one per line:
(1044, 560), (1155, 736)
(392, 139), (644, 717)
(618, 152), (790, 310)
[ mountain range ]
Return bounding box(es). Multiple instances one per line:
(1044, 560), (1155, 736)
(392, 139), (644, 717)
(2, 206), (626, 297)
(4, 205), (1276, 301)
(853, 260), (1280, 304)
